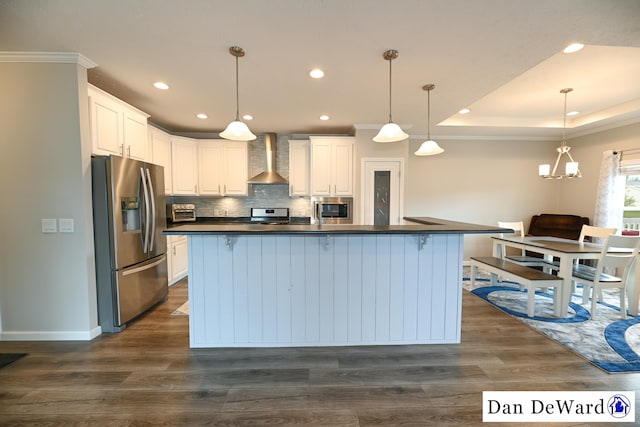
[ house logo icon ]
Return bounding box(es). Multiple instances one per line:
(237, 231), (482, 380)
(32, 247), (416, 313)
(608, 394), (631, 418)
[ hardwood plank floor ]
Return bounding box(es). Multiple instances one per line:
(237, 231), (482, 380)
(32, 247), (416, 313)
(1, 279), (639, 426)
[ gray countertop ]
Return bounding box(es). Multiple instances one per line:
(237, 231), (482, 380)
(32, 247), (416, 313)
(163, 217), (508, 236)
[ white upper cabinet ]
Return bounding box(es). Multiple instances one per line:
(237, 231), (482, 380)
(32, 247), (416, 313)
(222, 141), (248, 196)
(148, 126), (173, 195)
(309, 136), (354, 196)
(288, 140), (310, 196)
(171, 136), (198, 195)
(88, 84), (149, 160)
(198, 139), (248, 196)
(198, 140), (224, 196)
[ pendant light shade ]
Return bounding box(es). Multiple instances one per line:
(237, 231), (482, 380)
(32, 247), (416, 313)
(538, 88), (581, 179)
(373, 49), (408, 143)
(415, 84), (444, 156)
(220, 46), (256, 141)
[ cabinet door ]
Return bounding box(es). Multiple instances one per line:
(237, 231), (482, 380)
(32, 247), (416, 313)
(222, 141), (248, 196)
(124, 110), (148, 160)
(289, 140), (310, 196)
(89, 90), (123, 156)
(171, 137), (198, 195)
(171, 236), (189, 282)
(169, 235), (188, 284)
(198, 140), (223, 196)
(149, 127), (173, 194)
(333, 142), (354, 196)
(310, 141), (332, 196)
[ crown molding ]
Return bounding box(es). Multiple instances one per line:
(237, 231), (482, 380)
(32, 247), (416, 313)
(0, 52), (97, 69)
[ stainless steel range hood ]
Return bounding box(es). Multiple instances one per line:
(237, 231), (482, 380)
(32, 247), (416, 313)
(248, 133), (288, 184)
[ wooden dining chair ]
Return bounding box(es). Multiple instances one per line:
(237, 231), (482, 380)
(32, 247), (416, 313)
(572, 234), (640, 319)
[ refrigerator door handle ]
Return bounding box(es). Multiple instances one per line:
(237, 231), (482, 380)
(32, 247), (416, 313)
(140, 167), (150, 253)
(145, 168), (156, 252)
(122, 255), (167, 277)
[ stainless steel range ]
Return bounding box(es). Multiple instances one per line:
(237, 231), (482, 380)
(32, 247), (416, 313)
(249, 208), (290, 225)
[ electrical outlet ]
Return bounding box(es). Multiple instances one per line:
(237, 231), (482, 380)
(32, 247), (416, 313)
(42, 218), (57, 233)
(59, 218), (74, 233)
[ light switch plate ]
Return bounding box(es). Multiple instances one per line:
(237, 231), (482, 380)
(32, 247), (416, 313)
(59, 218), (74, 233)
(42, 218), (57, 233)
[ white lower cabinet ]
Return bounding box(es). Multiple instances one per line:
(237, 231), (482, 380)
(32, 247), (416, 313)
(168, 235), (188, 285)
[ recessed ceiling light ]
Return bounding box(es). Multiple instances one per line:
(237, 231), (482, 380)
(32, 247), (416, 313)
(153, 81), (170, 90)
(319, 115), (330, 121)
(458, 108), (470, 114)
(196, 113), (208, 119)
(566, 111), (580, 116)
(242, 114), (253, 121)
(309, 68), (325, 79)
(563, 43), (584, 53)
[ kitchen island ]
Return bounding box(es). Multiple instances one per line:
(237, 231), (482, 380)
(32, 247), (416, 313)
(165, 217), (504, 348)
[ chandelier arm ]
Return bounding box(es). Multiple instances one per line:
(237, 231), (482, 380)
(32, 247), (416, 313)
(551, 151), (563, 176)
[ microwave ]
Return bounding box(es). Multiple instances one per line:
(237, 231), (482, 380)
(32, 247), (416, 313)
(311, 197), (353, 224)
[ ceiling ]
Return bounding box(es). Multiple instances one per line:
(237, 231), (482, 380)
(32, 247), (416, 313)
(1, 0), (639, 140)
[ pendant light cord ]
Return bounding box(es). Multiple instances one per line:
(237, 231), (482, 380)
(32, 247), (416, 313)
(427, 88), (431, 140)
(234, 54), (240, 121)
(388, 57), (393, 123)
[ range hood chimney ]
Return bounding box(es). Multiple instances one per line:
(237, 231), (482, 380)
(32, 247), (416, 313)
(248, 133), (288, 184)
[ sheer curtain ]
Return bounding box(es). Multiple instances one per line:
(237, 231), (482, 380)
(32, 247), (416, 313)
(593, 150), (624, 229)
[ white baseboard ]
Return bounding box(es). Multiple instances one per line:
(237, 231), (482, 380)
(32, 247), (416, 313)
(1, 326), (102, 341)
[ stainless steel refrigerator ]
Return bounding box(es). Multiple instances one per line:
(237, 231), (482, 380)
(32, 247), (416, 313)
(92, 155), (168, 332)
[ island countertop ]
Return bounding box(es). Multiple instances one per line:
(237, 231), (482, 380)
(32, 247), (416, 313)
(164, 216), (507, 236)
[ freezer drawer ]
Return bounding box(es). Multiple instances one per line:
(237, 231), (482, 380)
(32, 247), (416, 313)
(113, 254), (168, 328)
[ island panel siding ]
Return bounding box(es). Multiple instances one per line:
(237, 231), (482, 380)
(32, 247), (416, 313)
(187, 233), (463, 347)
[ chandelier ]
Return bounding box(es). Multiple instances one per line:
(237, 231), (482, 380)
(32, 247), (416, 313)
(538, 88), (581, 179)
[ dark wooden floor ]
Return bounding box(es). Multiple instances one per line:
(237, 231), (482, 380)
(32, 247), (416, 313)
(1, 280), (639, 426)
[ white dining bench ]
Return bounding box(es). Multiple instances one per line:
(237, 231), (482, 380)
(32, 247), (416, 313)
(470, 256), (564, 317)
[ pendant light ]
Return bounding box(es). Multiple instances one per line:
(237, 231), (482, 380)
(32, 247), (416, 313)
(538, 88), (581, 179)
(415, 84), (444, 156)
(220, 46), (256, 141)
(373, 49), (408, 143)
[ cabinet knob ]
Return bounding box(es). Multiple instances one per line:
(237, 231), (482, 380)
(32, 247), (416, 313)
(120, 144), (124, 156)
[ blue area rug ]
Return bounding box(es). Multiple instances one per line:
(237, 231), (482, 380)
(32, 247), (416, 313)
(464, 267), (640, 373)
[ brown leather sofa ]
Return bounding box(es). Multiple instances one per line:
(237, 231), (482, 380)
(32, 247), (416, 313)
(527, 213), (590, 240)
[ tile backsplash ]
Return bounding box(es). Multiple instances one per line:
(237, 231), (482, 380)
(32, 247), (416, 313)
(167, 135), (312, 218)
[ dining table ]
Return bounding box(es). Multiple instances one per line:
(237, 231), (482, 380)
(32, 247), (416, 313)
(491, 235), (640, 318)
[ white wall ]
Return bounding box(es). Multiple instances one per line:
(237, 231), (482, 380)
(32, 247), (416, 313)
(0, 61), (99, 340)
